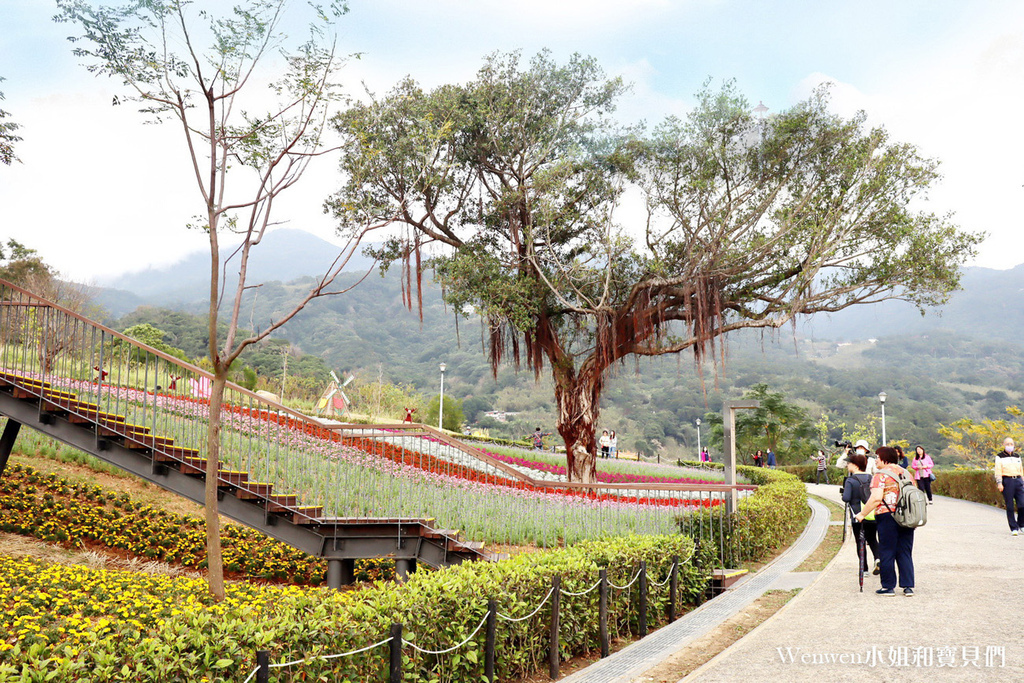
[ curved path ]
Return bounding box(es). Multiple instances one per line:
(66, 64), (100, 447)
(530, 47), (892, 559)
(560, 494), (832, 682)
(686, 484), (1024, 681)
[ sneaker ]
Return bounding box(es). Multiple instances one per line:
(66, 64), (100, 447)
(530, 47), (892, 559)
(1013, 530), (1020, 536)
(872, 560), (881, 575)
(903, 588), (914, 597)
(876, 588), (896, 596)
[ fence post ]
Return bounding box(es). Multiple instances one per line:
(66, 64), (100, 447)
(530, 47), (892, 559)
(255, 650), (269, 683)
(389, 623), (403, 683)
(485, 599), (497, 682)
(638, 561), (648, 638)
(669, 556), (679, 622)
(599, 568), (609, 658)
(549, 575), (561, 679)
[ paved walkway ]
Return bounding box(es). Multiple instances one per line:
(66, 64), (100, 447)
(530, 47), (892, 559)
(685, 484), (1024, 682)
(560, 495), (832, 682)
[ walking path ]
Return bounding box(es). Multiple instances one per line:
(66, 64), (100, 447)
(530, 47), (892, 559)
(562, 483), (1024, 682)
(685, 483), (1024, 682)
(560, 495), (832, 682)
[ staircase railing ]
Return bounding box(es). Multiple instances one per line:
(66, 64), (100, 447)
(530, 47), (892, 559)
(0, 279), (756, 561)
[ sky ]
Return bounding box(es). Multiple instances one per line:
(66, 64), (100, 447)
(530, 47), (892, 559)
(1, 0), (1023, 284)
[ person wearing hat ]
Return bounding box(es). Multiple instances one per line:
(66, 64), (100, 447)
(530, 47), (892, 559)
(836, 439), (877, 475)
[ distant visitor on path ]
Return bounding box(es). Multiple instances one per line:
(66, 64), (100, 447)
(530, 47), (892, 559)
(599, 430), (611, 458)
(856, 446), (915, 597)
(895, 445), (909, 469)
(700, 447), (710, 463)
(403, 407), (416, 423)
(532, 427), (547, 451)
(994, 437), (1024, 535)
(836, 439), (876, 475)
(910, 445), (934, 504)
(609, 430), (618, 459)
(753, 450), (764, 467)
(765, 448), (776, 468)
(813, 449), (828, 484)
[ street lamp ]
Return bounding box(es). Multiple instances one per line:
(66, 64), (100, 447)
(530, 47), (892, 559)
(878, 392), (887, 446)
(438, 363), (447, 431)
(695, 418), (702, 456)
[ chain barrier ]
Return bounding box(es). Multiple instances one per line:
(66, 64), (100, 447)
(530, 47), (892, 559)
(240, 636), (394, 683)
(497, 584), (557, 623)
(402, 611), (490, 655)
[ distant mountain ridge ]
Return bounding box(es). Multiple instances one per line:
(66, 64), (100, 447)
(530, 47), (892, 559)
(93, 228), (1023, 343)
(95, 229), (374, 317)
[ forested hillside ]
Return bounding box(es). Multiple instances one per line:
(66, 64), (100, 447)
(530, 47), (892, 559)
(100, 252), (1024, 466)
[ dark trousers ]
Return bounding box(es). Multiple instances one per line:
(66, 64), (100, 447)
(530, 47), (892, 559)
(1001, 477), (1024, 531)
(917, 476), (933, 501)
(876, 513), (915, 590)
(851, 518), (879, 571)
(815, 469), (825, 484)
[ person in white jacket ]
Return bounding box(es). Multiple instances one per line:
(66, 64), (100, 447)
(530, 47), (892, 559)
(836, 439), (877, 475)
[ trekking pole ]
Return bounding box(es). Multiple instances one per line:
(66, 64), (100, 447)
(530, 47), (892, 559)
(842, 502), (848, 543)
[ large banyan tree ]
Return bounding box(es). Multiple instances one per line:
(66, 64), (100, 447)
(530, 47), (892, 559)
(329, 52), (982, 483)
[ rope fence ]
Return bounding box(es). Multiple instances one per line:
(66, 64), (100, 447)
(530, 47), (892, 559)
(244, 549), (695, 682)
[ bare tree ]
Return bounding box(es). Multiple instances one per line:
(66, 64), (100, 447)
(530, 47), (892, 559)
(56, 0), (385, 599)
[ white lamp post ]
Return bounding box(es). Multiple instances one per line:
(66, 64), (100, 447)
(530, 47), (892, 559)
(878, 391), (887, 446)
(438, 362), (447, 431)
(696, 418), (702, 456)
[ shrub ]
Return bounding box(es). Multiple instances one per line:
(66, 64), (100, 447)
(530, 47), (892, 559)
(931, 468), (1003, 507)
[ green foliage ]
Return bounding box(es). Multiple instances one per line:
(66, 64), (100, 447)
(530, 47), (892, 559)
(0, 77), (20, 165)
(678, 463), (809, 566)
(701, 384), (815, 465)
(423, 394), (465, 431)
(931, 468), (1003, 507)
(118, 323), (191, 363)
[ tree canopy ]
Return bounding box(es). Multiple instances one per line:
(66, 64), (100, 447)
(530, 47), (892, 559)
(330, 52), (982, 481)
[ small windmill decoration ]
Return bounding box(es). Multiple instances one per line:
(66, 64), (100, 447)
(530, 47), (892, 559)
(316, 371), (353, 417)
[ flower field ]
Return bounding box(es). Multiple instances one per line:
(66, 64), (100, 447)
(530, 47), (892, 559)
(0, 534), (711, 682)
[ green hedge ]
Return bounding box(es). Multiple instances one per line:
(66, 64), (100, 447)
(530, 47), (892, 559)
(1, 534), (712, 682)
(777, 463), (845, 486)
(931, 468), (1003, 507)
(676, 461), (809, 566)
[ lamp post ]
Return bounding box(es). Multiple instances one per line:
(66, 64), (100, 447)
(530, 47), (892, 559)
(695, 418), (702, 456)
(878, 391), (887, 446)
(438, 363), (447, 431)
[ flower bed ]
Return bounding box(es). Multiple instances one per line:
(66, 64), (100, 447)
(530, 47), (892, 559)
(0, 534), (712, 682)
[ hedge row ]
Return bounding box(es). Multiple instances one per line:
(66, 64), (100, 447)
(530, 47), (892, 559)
(677, 461), (809, 566)
(930, 468), (1003, 507)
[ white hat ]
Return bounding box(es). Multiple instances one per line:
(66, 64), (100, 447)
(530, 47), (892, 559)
(854, 439), (870, 451)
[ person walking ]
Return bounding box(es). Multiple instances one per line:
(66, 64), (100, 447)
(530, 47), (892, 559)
(765, 448), (776, 468)
(599, 430), (611, 459)
(995, 437), (1024, 535)
(813, 449), (828, 485)
(910, 445), (934, 504)
(753, 450), (764, 467)
(843, 453), (880, 578)
(609, 430), (618, 459)
(700, 447), (709, 463)
(895, 445), (909, 469)
(855, 446), (915, 596)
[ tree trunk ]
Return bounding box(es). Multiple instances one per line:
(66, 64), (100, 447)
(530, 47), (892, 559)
(553, 363), (604, 484)
(204, 370), (228, 600)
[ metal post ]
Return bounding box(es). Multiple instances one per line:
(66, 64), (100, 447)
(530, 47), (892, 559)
(438, 363), (446, 431)
(723, 400), (760, 514)
(326, 559), (342, 589)
(598, 568), (609, 658)
(485, 599), (497, 682)
(638, 561), (648, 638)
(0, 418), (21, 480)
(255, 650), (269, 683)
(669, 557), (679, 622)
(549, 575), (561, 679)
(389, 623), (403, 683)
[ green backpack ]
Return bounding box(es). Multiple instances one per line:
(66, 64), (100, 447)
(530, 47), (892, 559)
(879, 468), (928, 528)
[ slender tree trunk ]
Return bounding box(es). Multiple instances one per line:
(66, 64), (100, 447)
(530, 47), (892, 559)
(552, 363), (604, 484)
(204, 370), (228, 600)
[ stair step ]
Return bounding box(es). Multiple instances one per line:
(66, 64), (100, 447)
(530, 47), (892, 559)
(235, 483), (274, 499)
(266, 495), (298, 512)
(155, 446), (201, 460)
(124, 434), (176, 450)
(450, 540), (485, 552)
(181, 457), (208, 475)
(291, 506), (324, 521)
(69, 411), (128, 425)
(217, 470), (249, 486)
(423, 528), (461, 540)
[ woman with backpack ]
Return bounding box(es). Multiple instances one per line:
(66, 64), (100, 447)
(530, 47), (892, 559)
(911, 445), (935, 504)
(842, 453), (879, 577)
(855, 446), (916, 597)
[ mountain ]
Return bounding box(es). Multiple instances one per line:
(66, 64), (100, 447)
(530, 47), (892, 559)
(95, 229), (375, 316)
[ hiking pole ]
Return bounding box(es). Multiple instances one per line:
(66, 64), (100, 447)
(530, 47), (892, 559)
(858, 524), (866, 593)
(842, 502), (848, 543)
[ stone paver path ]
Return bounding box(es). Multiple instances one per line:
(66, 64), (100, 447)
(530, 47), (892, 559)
(685, 483), (1024, 682)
